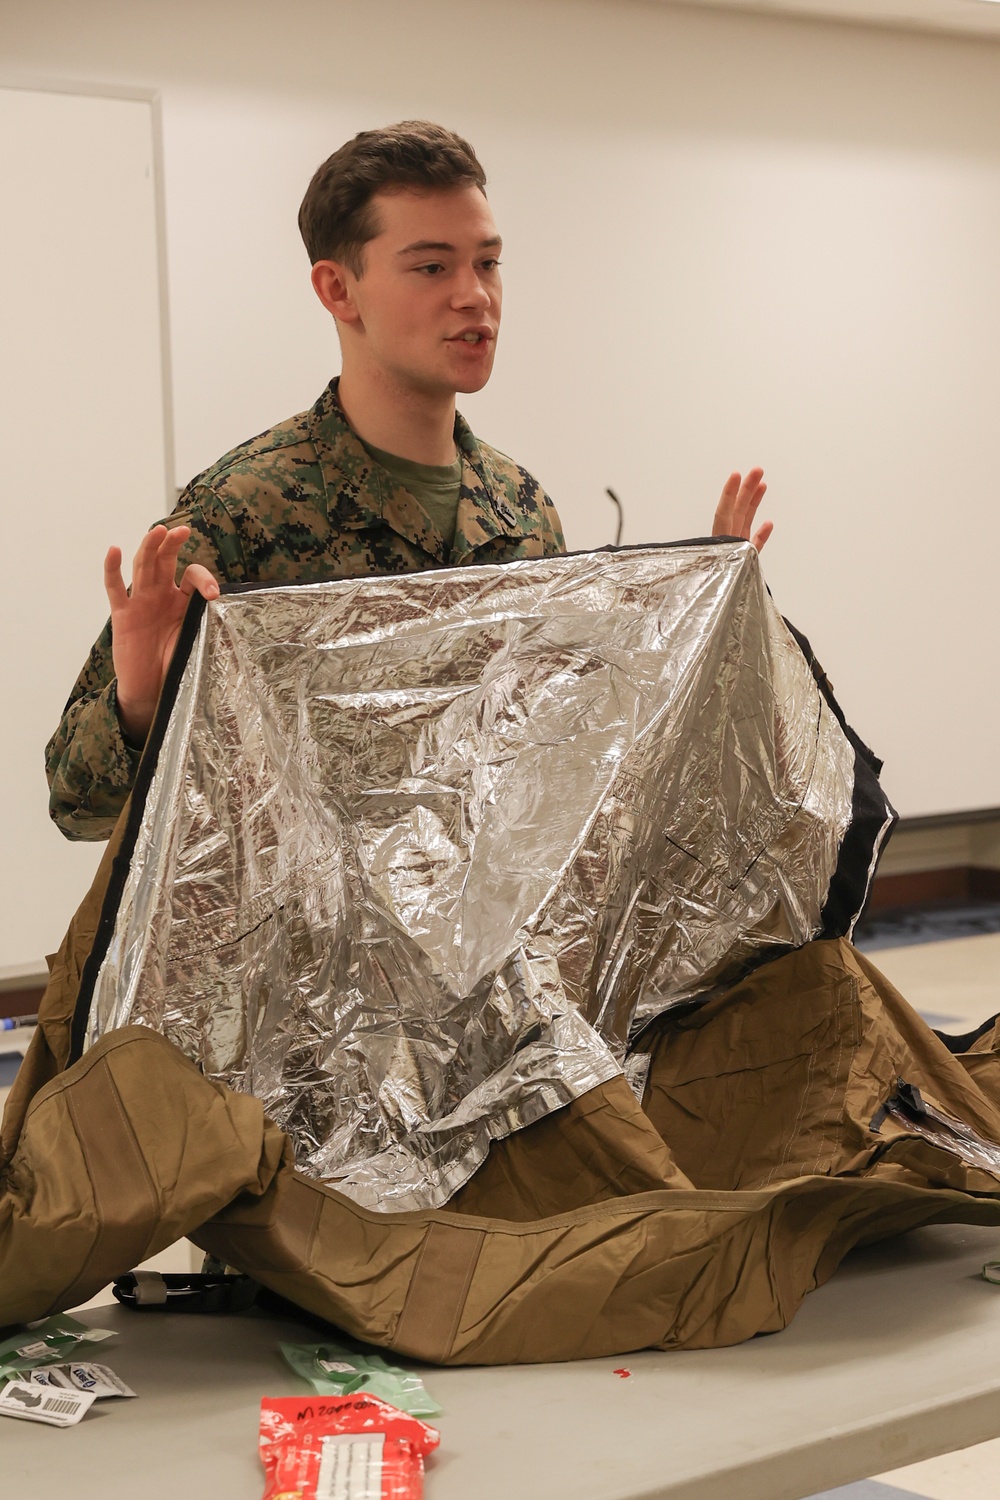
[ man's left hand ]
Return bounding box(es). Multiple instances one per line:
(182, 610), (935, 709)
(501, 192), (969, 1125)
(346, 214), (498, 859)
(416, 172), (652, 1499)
(713, 468), (772, 553)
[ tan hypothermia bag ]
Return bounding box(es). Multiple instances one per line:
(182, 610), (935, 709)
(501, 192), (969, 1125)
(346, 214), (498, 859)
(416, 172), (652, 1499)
(4, 826), (1000, 1364)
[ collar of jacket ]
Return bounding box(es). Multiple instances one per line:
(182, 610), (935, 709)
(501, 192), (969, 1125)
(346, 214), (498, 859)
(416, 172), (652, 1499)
(308, 377), (524, 564)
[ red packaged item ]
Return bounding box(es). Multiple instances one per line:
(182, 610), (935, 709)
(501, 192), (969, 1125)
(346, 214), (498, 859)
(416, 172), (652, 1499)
(259, 1391), (440, 1500)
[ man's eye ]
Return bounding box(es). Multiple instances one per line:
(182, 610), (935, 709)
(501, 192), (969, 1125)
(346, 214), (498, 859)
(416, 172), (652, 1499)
(481, 259), (503, 272)
(415, 263), (446, 275)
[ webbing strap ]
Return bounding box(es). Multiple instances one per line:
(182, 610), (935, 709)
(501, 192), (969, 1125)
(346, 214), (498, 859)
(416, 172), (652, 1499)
(392, 1221), (485, 1364)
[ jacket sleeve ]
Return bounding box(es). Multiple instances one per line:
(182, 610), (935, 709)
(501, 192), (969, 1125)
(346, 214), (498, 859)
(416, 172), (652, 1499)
(44, 622), (143, 842)
(45, 490), (245, 841)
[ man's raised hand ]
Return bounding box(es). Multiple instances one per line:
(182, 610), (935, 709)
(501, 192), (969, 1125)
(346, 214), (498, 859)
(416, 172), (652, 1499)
(104, 524), (219, 746)
(713, 468), (773, 553)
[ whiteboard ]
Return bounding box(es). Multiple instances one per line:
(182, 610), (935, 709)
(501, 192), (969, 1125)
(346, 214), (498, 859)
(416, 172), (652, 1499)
(0, 87), (170, 976)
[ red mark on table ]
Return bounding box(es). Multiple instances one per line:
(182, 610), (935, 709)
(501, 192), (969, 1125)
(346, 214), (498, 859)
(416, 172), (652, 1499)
(613, 1368), (631, 1378)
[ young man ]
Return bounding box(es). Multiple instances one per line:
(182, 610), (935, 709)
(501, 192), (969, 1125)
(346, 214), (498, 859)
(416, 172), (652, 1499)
(46, 121), (770, 841)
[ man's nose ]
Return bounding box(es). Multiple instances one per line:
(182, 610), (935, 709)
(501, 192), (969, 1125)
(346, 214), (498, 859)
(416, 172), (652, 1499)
(451, 267), (492, 310)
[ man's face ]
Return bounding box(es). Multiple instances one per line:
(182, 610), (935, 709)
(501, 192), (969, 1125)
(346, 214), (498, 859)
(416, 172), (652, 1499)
(344, 184), (502, 398)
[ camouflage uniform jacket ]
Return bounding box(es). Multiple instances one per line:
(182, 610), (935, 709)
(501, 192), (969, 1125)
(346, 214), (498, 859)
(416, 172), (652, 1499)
(46, 378), (566, 841)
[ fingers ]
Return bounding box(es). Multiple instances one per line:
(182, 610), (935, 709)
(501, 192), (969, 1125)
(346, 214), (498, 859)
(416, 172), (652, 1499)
(178, 563), (220, 601)
(714, 468), (768, 544)
(103, 545), (129, 612)
(124, 522), (224, 606)
(129, 524), (166, 590)
(734, 468), (766, 539)
(108, 523), (221, 618)
(130, 523), (193, 590)
(751, 519), (774, 553)
(713, 472), (742, 536)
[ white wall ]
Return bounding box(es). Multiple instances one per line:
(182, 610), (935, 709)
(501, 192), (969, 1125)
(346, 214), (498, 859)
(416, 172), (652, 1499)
(3, 0), (1000, 968)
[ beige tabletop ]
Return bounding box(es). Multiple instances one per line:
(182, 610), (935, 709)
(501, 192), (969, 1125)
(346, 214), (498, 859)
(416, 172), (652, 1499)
(8, 1221), (1000, 1500)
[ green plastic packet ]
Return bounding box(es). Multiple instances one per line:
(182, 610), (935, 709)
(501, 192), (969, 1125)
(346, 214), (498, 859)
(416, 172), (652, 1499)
(279, 1340), (442, 1418)
(0, 1315), (115, 1381)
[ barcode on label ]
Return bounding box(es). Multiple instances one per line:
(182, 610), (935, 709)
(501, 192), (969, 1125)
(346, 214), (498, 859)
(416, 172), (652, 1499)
(0, 1379), (96, 1426)
(316, 1432), (385, 1500)
(41, 1396), (81, 1417)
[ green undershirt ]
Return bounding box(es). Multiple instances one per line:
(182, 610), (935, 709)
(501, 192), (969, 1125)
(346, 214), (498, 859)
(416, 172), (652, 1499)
(362, 440), (463, 553)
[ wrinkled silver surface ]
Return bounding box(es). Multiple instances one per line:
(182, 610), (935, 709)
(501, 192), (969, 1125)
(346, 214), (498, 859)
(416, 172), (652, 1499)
(89, 542), (856, 1211)
(879, 1091), (1000, 1180)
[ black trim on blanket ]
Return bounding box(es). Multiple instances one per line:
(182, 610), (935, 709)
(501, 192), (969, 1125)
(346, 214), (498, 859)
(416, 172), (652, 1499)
(68, 592), (208, 1065)
(782, 618), (899, 940)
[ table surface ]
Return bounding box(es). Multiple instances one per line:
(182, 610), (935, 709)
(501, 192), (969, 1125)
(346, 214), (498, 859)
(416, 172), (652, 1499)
(8, 1222), (1000, 1500)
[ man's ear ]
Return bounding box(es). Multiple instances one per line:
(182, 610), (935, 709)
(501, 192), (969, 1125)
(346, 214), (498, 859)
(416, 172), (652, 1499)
(311, 260), (361, 325)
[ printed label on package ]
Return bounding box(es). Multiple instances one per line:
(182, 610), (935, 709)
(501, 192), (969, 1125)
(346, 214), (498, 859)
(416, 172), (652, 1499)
(0, 1379), (97, 1427)
(316, 1432), (386, 1500)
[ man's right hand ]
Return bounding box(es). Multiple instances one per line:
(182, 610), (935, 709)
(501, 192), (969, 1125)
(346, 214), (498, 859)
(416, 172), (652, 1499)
(104, 524), (220, 746)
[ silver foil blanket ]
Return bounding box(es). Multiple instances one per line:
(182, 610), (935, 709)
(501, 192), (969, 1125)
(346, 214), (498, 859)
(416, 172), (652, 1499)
(89, 542), (856, 1211)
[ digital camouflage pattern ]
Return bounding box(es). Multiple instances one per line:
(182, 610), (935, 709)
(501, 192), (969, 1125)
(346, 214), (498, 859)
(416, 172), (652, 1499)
(46, 379), (566, 841)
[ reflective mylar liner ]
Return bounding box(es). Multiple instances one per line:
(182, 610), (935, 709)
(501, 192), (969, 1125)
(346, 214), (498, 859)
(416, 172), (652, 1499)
(89, 542), (862, 1212)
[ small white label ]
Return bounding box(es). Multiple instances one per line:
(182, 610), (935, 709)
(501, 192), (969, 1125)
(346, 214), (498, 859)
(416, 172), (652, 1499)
(14, 1341), (49, 1360)
(623, 1052), (652, 1102)
(317, 1359), (357, 1375)
(0, 1379), (97, 1427)
(317, 1431), (385, 1500)
(29, 1362), (136, 1400)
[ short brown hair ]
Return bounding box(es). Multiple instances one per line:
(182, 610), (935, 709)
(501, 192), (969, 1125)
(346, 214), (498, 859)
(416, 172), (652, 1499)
(298, 121), (487, 274)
